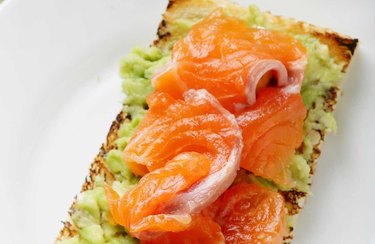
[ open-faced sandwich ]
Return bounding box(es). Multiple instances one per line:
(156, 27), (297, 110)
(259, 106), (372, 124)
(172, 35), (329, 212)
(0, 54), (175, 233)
(56, 0), (358, 243)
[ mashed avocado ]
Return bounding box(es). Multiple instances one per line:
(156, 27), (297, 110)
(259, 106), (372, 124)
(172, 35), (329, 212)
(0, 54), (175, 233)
(58, 6), (344, 243)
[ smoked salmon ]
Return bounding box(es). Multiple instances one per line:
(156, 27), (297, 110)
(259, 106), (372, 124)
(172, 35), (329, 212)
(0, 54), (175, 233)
(105, 152), (210, 239)
(152, 10), (307, 111)
(106, 9), (307, 243)
(236, 87), (307, 187)
(208, 183), (286, 244)
(106, 89), (242, 239)
(124, 89), (242, 214)
(142, 215), (224, 244)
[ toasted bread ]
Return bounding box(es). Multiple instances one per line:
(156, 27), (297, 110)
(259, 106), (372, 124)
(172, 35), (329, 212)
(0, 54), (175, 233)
(56, 0), (357, 243)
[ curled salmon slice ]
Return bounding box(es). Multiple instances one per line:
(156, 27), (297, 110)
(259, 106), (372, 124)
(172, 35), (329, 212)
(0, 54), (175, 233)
(107, 89), (242, 239)
(163, 89), (243, 214)
(205, 183), (286, 244)
(124, 89), (243, 214)
(152, 10), (307, 111)
(105, 152), (210, 239)
(236, 87), (307, 186)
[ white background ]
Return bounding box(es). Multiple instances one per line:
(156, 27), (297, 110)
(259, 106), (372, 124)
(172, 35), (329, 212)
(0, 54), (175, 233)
(0, 0), (374, 243)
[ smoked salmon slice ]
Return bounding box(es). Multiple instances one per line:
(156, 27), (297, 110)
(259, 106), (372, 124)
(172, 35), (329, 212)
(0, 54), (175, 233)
(106, 89), (242, 239)
(152, 10), (307, 111)
(206, 183), (286, 244)
(124, 89), (242, 214)
(141, 215), (224, 244)
(236, 87), (307, 186)
(105, 152), (210, 239)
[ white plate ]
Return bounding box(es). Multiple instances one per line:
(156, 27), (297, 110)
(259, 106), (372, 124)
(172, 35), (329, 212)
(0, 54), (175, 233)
(0, 0), (374, 243)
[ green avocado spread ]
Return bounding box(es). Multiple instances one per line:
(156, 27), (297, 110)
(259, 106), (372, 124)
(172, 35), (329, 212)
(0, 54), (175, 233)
(57, 5), (345, 243)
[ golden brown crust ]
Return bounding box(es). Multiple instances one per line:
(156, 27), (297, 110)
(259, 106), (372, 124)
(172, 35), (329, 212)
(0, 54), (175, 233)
(57, 0), (357, 242)
(261, 12), (358, 71)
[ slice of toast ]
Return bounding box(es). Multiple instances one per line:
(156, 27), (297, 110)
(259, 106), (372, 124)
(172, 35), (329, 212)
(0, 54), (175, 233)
(56, 0), (357, 243)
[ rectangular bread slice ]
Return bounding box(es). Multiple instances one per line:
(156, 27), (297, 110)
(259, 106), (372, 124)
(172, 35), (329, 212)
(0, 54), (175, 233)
(56, 0), (357, 243)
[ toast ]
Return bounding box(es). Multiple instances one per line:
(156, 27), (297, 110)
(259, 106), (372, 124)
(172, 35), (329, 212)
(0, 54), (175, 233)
(56, 0), (357, 243)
